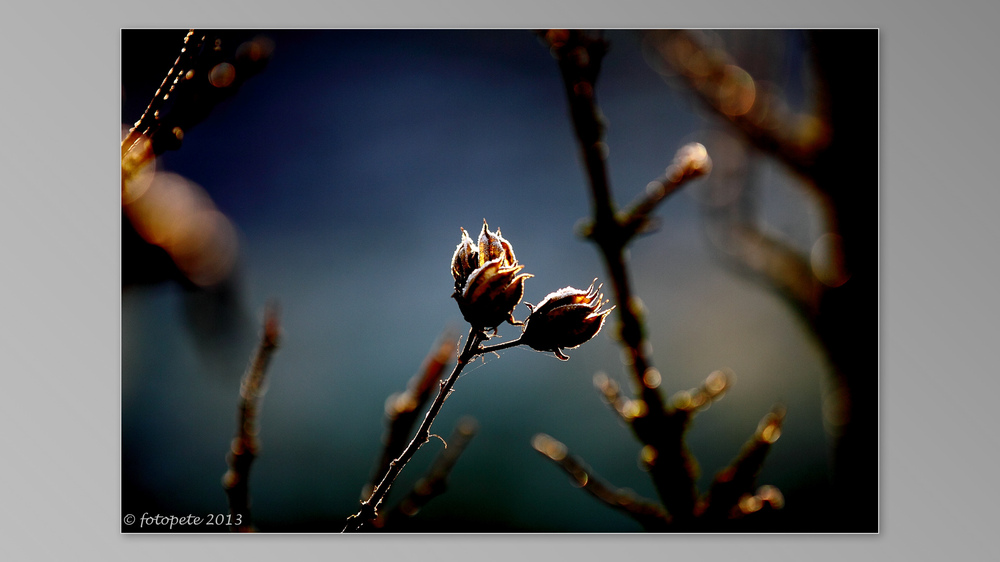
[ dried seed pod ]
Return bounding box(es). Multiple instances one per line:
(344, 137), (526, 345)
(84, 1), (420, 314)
(452, 221), (532, 331)
(521, 279), (614, 360)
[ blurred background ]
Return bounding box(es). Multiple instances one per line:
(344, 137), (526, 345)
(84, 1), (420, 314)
(121, 29), (871, 532)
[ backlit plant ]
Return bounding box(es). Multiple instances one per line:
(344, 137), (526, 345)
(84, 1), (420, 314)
(342, 220), (613, 531)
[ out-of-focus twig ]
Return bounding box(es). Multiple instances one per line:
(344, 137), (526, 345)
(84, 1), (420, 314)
(532, 433), (670, 531)
(222, 301), (281, 532)
(122, 30), (273, 195)
(643, 30), (830, 180)
(373, 416), (480, 529)
(651, 28), (878, 530)
(697, 406), (785, 521)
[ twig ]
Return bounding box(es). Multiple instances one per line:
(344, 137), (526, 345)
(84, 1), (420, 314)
(697, 405), (785, 521)
(706, 211), (823, 318)
(532, 433), (670, 530)
(343, 328), (487, 532)
(545, 29), (717, 524)
(122, 30), (273, 191)
(222, 301), (281, 532)
(374, 416), (480, 529)
(643, 30), (829, 180)
(541, 30), (790, 532)
(362, 330), (456, 500)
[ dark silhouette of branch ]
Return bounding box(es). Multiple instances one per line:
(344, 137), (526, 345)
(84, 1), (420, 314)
(343, 328), (486, 532)
(362, 329), (456, 501)
(222, 301), (281, 532)
(122, 30), (272, 293)
(544, 29), (706, 526)
(697, 406), (785, 521)
(373, 416), (480, 529)
(643, 30), (828, 181)
(122, 30), (273, 193)
(646, 29), (878, 531)
(541, 29), (785, 531)
(532, 433), (670, 531)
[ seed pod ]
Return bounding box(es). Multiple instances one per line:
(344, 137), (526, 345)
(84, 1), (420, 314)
(521, 280), (614, 360)
(452, 221), (532, 331)
(451, 227), (479, 293)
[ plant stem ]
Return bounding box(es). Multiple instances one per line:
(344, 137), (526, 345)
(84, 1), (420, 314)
(223, 302), (280, 532)
(342, 327), (485, 532)
(478, 335), (523, 355)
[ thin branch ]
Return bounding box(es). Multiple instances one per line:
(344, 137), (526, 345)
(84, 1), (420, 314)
(578, 142), (713, 244)
(543, 29), (666, 418)
(478, 335), (524, 355)
(374, 416), (480, 529)
(668, 368), (735, 423)
(644, 30), (829, 180)
(362, 329), (456, 500)
(532, 433), (670, 531)
(704, 204), (823, 318)
(592, 372), (632, 423)
(122, 31), (273, 191)
(343, 328), (486, 532)
(544, 29), (715, 524)
(697, 405), (786, 521)
(222, 301), (281, 532)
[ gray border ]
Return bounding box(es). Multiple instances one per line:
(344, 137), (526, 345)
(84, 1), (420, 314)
(4, 0), (996, 558)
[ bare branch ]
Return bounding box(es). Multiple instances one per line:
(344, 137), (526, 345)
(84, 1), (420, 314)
(543, 29), (709, 523)
(542, 28), (668, 423)
(697, 405), (786, 521)
(668, 368), (735, 426)
(532, 434), (670, 531)
(705, 208), (824, 317)
(644, 30), (829, 179)
(373, 416), (480, 529)
(122, 30), (273, 193)
(362, 329), (456, 500)
(222, 301), (281, 532)
(343, 328), (486, 532)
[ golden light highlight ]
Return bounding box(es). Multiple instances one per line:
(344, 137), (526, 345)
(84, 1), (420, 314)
(704, 369), (730, 396)
(532, 434), (567, 462)
(756, 407), (786, 444)
(544, 29), (570, 50)
(385, 392), (418, 416)
(209, 62), (236, 88)
(757, 485), (785, 509)
(669, 34), (712, 78)
(121, 128), (156, 204)
(640, 445), (658, 467)
(760, 423), (781, 444)
(718, 65), (756, 117)
(667, 142), (713, 183)
(642, 367), (662, 389)
(622, 399), (648, 420)
(123, 172), (239, 287)
(237, 36), (275, 64)
(672, 390), (693, 410)
(738, 493), (763, 514)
